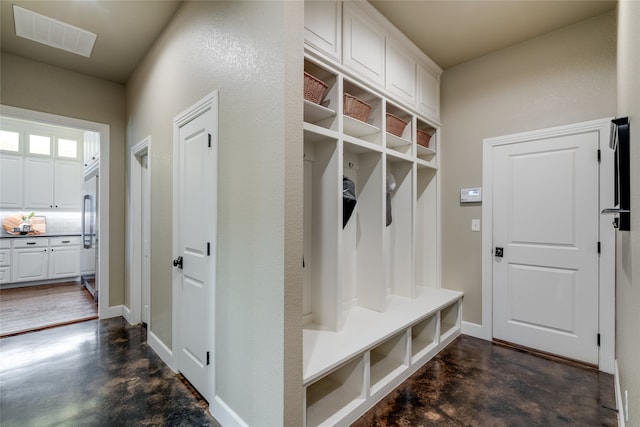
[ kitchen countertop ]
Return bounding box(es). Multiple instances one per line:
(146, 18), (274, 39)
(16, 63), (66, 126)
(0, 233), (82, 239)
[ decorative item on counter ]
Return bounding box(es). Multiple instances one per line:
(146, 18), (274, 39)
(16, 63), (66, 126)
(386, 171), (396, 227)
(386, 113), (408, 137)
(344, 93), (372, 123)
(417, 129), (432, 148)
(304, 71), (329, 104)
(343, 175), (357, 228)
(2, 212), (42, 235)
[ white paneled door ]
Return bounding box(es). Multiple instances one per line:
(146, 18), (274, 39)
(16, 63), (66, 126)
(174, 93), (218, 402)
(492, 132), (600, 365)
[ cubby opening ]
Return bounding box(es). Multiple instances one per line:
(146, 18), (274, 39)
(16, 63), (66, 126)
(411, 314), (437, 362)
(304, 59), (339, 131)
(440, 301), (460, 340)
(304, 132), (341, 330)
(343, 142), (385, 314)
(370, 331), (408, 395)
(415, 167), (438, 288)
(385, 103), (412, 155)
(385, 158), (413, 298)
(343, 80), (382, 145)
(416, 119), (437, 163)
(306, 356), (365, 427)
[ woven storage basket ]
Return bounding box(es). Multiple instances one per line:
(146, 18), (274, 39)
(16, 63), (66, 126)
(417, 129), (432, 148)
(386, 113), (408, 137)
(304, 71), (328, 104)
(344, 93), (372, 122)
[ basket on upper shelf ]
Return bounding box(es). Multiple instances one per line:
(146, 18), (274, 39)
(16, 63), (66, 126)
(417, 129), (432, 148)
(386, 113), (408, 137)
(343, 93), (372, 123)
(304, 71), (329, 104)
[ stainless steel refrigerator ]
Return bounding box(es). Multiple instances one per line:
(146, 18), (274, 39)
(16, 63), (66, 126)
(81, 175), (98, 302)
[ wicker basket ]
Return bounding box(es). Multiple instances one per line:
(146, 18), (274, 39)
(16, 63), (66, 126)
(304, 71), (328, 104)
(386, 113), (408, 137)
(343, 93), (372, 122)
(417, 129), (432, 148)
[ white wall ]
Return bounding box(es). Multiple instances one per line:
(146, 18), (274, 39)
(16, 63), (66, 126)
(616, 2), (640, 425)
(125, 2), (303, 425)
(440, 11), (617, 324)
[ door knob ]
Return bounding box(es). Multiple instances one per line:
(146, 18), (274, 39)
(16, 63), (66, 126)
(173, 256), (183, 269)
(495, 247), (504, 258)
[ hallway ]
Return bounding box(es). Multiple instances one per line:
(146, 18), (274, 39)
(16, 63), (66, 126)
(0, 318), (616, 426)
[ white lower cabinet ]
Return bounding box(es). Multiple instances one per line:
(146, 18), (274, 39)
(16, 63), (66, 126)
(0, 240), (11, 284)
(48, 237), (81, 279)
(12, 238), (49, 283)
(81, 248), (96, 275)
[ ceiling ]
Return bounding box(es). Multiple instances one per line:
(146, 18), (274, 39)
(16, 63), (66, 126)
(0, 0), (617, 84)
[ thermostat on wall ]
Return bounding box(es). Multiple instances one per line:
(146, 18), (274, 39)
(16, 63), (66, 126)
(461, 187), (482, 203)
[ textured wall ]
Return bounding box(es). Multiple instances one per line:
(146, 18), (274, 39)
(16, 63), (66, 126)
(616, 1), (640, 424)
(125, 2), (302, 425)
(440, 12), (617, 325)
(0, 52), (127, 307)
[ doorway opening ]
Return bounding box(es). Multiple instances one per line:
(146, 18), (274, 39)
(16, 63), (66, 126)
(0, 105), (110, 336)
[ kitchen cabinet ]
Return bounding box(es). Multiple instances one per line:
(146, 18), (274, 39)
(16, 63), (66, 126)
(12, 238), (49, 283)
(24, 158), (82, 210)
(0, 240), (11, 285)
(83, 130), (100, 178)
(0, 154), (24, 208)
(81, 247), (96, 275)
(342, 2), (385, 86)
(304, 0), (341, 62)
(48, 237), (81, 279)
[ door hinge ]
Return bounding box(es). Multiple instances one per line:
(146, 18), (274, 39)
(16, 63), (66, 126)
(597, 149), (601, 163)
(207, 242), (211, 256)
(206, 351), (210, 365)
(597, 241), (601, 254)
(208, 133), (212, 148)
(597, 333), (601, 347)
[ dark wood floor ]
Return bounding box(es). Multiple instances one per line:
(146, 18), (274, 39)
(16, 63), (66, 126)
(0, 318), (617, 426)
(0, 281), (97, 337)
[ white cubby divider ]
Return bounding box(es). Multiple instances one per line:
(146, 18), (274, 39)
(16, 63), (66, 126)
(302, 50), (461, 426)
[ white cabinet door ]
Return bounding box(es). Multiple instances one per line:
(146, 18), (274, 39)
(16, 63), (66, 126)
(54, 160), (82, 210)
(0, 155), (23, 208)
(386, 40), (416, 104)
(343, 2), (385, 86)
(12, 247), (48, 282)
(24, 157), (54, 209)
(305, 0), (341, 61)
(0, 247), (10, 284)
(49, 246), (81, 279)
(417, 64), (440, 121)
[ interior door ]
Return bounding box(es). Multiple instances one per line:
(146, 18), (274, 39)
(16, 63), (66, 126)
(492, 132), (600, 365)
(175, 103), (217, 401)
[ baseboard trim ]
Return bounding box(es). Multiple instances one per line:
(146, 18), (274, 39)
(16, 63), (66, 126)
(102, 304), (123, 319)
(122, 305), (132, 324)
(148, 329), (176, 372)
(615, 360), (625, 427)
(461, 321), (484, 339)
(211, 395), (249, 427)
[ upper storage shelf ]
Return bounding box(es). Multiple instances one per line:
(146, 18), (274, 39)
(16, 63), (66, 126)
(304, 0), (442, 124)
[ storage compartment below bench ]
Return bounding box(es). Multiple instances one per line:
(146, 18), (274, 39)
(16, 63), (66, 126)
(303, 287), (463, 426)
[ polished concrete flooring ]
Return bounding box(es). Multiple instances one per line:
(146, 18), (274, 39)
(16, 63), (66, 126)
(353, 335), (617, 426)
(0, 318), (616, 426)
(0, 317), (220, 427)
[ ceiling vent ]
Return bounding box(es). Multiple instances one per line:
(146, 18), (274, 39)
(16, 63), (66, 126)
(13, 5), (97, 58)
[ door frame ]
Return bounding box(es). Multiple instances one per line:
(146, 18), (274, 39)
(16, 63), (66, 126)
(481, 118), (615, 373)
(128, 136), (151, 325)
(0, 104), (111, 319)
(172, 90), (218, 401)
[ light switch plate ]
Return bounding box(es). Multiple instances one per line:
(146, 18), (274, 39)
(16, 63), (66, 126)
(471, 219), (481, 232)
